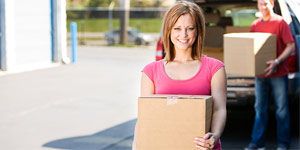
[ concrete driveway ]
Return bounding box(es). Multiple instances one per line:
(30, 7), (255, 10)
(0, 45), (155, 150)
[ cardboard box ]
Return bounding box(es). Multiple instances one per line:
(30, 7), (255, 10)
(225, 26), (251, 33)
(203, 47), (224, 62)
(137, 95), (213, 150)
(224, 33), (276, 76)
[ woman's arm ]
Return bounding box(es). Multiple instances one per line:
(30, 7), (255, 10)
(140, 72), (155, 96)
(210, 66), (227, 142)
(132, 72), (155, 150)
(194, 67), (227, 149)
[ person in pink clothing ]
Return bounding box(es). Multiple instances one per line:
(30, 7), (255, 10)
(132, 1), (227, 150)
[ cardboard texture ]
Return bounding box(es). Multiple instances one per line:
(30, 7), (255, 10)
(137, 95), (213, 150)
(203, 47), (224, 62)
(225, 26), (251, 33)
(224, 33), (276, 76)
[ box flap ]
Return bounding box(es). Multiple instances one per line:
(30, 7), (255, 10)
(139, 94), (212, 100)
(224, 32), (273, 39)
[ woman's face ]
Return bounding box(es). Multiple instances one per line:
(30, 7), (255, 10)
(170, 13), (197, 52)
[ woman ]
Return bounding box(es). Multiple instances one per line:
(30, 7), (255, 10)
(132, 1), (227, 150)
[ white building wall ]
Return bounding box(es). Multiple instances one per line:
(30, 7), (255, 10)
(14, 0), (52, 70)
(3, 0), (16, 70)
(54, 0), (69, 64)
(1, 0), (67, 73)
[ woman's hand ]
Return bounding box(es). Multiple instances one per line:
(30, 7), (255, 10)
(193, 132), (218, 150)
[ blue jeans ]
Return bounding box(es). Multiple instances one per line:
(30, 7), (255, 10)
(250, 76), (290, 148)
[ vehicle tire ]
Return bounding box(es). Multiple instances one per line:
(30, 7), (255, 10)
(135, 39), (142, 45)
(108, 39), (115, 45)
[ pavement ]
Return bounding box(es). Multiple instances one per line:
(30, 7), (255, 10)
(0, 44), (155, 150)
(0, 43), (298, 150)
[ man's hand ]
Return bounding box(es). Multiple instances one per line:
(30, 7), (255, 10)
(264, 60), (278, 76)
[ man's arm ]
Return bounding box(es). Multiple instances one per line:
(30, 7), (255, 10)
(264, 42), (295, 76)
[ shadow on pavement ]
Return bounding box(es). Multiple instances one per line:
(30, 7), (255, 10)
(42, 108), (299, 149)
(43, 119), (136, 150)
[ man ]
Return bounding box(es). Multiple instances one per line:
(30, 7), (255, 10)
(245, 0), (295, 150)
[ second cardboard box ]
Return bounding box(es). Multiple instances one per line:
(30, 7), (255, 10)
(224, 32), (276, 76)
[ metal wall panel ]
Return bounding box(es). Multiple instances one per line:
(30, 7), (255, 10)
(14, 0), (52, 66)
(0, 0), (3, 69)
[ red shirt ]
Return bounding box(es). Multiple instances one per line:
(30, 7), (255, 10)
(250, 14), (294, 78)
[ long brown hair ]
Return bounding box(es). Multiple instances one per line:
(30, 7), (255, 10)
(162, 1), (206, 61)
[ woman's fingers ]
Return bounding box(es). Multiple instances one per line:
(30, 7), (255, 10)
(194, 137), (214, 149)
(193, 138), (210, 147)
(195, 144), (211, 150)
(194, 132), (217, 150)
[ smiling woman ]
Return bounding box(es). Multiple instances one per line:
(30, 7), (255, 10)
(162, 1), (205, 61)
(132, 1), (227, 150)
(170, 14), (197, 56)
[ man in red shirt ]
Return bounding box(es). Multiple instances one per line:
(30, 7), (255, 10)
(245, 0), (295, 150)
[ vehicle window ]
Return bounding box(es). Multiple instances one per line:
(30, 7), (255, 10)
(130, 29), (139, 36)
(225, 9), (258, 26)
(115, 30), (120, 33)
(128, 31), (132, 36)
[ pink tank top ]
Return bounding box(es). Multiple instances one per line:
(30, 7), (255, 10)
(142, 56), (224, 95)
(142, 56), (224, 149)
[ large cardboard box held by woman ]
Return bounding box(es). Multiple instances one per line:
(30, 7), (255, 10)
(137, 95), (213, 150)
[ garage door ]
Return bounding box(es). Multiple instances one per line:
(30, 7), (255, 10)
(0, 0), (3, 69)
(14, 0), (52, 67)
